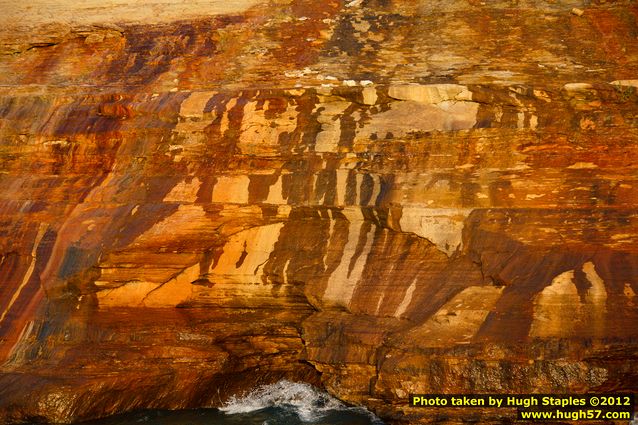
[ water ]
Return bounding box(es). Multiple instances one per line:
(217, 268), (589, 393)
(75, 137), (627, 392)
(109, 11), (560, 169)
(78, 381), (384, 425)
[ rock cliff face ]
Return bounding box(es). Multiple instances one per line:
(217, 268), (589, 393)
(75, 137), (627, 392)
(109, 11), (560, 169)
(1, 0), (637, 423)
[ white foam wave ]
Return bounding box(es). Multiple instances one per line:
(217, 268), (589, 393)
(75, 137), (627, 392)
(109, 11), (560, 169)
(219, 379), (381, 423)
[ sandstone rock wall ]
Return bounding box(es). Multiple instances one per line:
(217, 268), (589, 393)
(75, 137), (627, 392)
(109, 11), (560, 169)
(0, 0), (637, 423)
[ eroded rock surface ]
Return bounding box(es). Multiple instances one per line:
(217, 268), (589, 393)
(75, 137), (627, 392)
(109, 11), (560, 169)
(0, 0), (637, 423)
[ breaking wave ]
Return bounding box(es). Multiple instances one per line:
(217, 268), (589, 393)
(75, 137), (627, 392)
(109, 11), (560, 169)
(219, 380), (383, 424)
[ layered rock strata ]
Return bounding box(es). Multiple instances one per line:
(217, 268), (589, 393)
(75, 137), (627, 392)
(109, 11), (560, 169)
(0, 0), (637, 423)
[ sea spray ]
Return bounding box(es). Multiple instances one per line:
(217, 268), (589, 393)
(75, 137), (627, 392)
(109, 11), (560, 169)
(220, 380), (384, 424)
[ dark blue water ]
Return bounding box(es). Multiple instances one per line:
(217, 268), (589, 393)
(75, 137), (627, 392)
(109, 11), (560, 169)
(77, 381), (384, 425)
(78, 407), (380, 425)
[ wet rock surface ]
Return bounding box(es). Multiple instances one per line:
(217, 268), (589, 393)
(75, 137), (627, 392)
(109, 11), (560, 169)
(0, 0), (637, 423)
